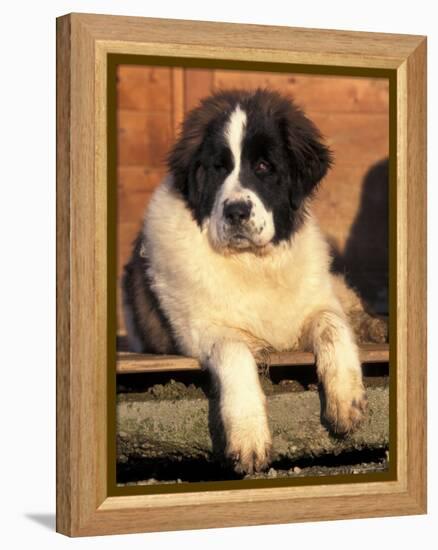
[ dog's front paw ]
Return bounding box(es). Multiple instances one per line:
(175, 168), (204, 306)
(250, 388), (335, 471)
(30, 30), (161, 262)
(324, 374), (367, 435)
(224, 413), (272, 475)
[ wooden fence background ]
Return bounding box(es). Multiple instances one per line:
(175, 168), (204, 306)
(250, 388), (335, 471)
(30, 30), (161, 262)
(117, 66), (389, 332)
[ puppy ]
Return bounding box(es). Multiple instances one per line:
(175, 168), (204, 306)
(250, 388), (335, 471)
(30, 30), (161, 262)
(123, 89), (368, 474)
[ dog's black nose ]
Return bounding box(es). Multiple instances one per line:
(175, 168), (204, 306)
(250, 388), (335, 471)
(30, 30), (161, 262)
(223, 201), (251, 225)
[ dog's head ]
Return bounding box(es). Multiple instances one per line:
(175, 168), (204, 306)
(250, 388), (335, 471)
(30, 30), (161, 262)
(168, 89), (332, 253)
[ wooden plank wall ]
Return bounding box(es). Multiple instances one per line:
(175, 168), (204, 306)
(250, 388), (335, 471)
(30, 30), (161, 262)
(117, 66), (389, 331)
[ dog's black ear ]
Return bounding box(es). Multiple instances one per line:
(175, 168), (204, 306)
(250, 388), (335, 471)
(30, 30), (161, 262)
(168, 90), (241, 196)
(281, 104), (333, 205)
(167, 108), (207, 197)
(167, 110), (212, 220)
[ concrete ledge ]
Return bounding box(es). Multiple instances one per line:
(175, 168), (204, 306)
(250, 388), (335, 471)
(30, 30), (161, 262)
(117, 386), (389, 465)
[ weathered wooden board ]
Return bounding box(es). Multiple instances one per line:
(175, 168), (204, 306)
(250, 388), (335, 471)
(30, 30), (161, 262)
(116, 343), (389, 374)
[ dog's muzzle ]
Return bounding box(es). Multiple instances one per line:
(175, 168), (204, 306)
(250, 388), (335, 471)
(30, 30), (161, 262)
(222, 200), (257, 248)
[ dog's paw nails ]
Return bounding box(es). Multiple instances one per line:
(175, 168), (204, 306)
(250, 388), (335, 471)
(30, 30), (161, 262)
(325, 386), (367, 436)
(227, 441), (272, 475)
(224, 417), (272, 475)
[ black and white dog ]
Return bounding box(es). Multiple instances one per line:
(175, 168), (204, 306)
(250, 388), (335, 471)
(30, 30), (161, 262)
(123, 89), (368, 474)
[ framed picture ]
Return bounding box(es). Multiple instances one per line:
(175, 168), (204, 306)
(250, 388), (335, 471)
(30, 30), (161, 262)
(56, 13), (427, 536)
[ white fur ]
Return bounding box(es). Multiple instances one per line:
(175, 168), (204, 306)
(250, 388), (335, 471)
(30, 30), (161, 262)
(309, 309), (365, 432)
(141, 175), (365, 471)
(208, 106), (275, 250)
(225, 104), (246, 165)
(209, 340), (271, 472)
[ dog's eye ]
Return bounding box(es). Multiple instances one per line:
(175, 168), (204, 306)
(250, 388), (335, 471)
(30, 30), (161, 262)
(213, 162), (226, 172)
(255, 160), (271, 174)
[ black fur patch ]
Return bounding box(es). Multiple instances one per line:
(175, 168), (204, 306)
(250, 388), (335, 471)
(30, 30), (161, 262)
(122, 234), (178, 354)
(168, 88), (333, 243)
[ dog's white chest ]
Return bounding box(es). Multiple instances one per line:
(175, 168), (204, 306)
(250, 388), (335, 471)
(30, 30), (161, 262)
(199, 258), (312, 350)
(151, 245), (320, 354)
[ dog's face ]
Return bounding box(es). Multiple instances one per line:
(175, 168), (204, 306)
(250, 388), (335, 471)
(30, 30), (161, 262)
(169, 89), (332, 253)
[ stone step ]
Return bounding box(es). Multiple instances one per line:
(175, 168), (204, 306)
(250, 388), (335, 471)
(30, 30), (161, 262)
(117, 385), (389, 466)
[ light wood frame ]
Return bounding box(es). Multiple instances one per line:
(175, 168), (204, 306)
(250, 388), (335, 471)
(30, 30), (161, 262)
(56, 13), (427, 536)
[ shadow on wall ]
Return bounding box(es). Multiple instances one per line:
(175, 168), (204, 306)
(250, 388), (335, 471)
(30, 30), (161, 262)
(333, 158), (389, 315)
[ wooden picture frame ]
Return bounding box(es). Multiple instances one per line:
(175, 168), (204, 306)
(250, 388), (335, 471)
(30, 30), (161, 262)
(56, 13), (427, 536)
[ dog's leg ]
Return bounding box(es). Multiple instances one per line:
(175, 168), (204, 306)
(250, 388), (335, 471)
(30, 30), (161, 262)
(306, 309), (367, 434)
(205, 338), (272, 475)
